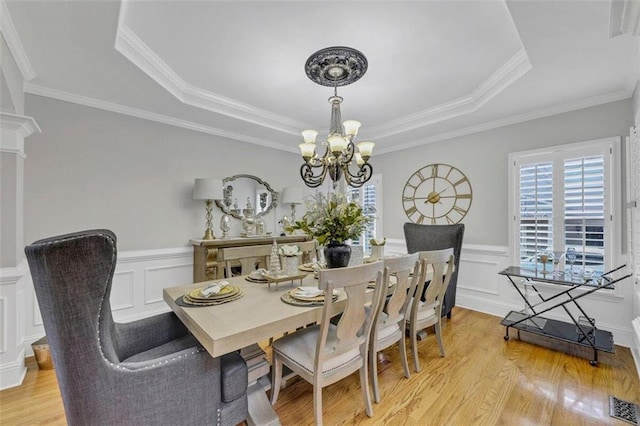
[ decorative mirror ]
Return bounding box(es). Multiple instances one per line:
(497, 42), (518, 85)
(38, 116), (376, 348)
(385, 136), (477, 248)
(215, 174), (278, 219)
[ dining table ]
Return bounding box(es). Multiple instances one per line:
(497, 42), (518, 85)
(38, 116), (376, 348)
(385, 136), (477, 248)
(162, 260), (432, 425)
(163, 272), (355, 426)
(163, 273), (349, 359)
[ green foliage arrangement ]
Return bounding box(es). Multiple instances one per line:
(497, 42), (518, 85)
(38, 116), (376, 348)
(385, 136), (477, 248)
(288, 192), (373, 245)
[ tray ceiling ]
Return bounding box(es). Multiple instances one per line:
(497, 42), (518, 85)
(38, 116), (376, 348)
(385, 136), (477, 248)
(3, 0), (637, 154)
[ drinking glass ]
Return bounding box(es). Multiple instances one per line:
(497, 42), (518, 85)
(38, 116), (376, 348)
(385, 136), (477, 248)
(566, 247), (577, 272)
(552, 251), (564, 276)
(539, 252), (549, 273)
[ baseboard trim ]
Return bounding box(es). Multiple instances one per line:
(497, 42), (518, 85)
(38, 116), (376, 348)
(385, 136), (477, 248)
(0, 348), (26, 391)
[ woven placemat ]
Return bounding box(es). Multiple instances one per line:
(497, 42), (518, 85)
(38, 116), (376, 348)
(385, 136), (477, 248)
(280, 290), (338, 307)
(176, 288), (244, 307)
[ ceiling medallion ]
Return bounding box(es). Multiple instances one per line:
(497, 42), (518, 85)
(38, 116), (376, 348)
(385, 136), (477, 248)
(304, 46), (368, 87)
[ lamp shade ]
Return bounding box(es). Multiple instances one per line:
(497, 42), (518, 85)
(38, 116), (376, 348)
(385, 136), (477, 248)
(193, 178), (224, 200)
(301, 129), (318, 144)
(343, 120), (361, 137)
(356, 141), (375, 158)
(281, 186), (303, 205)
(299, 142), (316, 159)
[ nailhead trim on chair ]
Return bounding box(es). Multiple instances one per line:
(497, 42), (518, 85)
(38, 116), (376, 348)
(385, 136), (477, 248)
(34, 232), (207, 371)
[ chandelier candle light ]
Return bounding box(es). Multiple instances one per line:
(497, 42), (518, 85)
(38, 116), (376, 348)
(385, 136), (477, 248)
(299, 46), (374, 189)
(193, 178), (224, 240)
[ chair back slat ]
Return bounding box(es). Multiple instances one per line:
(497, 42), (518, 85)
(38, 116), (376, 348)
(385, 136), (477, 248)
(416, 249), (455, 314)
(380, 253), (420, 326)
(315, 262), (386, 368)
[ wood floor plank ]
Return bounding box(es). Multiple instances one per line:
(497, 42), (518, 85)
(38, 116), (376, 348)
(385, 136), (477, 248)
(1, 308), (638, 425)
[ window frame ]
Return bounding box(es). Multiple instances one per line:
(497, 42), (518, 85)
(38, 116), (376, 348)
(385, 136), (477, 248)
(508, 137), (622, 290)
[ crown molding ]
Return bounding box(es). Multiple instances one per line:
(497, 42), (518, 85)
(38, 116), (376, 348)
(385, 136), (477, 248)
(0, 0), (35, 81)
(376, 87), (634, 155)
(610, 0), (640, 37)
(114, 23), (303, 136)
(369, 49), (531, 139)
(621, 0), (640, 36)
(23, 82), (298, 154)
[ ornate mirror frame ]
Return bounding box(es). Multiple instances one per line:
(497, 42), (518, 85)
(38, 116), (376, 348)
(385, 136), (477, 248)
(215, 174), (279, 219)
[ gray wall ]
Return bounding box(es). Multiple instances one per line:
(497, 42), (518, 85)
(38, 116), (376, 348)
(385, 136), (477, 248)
(24, 95), (634, 253)
(377, 99), (633, 248)
(24, 95), (302, 251)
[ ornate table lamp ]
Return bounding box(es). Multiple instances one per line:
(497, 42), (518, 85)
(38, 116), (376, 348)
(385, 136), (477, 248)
(281, 186), (303, 223)
(193, 178), (224, 240)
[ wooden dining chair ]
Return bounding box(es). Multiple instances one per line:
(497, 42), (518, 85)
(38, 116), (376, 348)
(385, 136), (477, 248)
(368, 253), (420, 403)
(406, 248), (455, 372)
(219, 240), (317, 277)
(219, 244), (272, 277)
(270, 262), (387, 425)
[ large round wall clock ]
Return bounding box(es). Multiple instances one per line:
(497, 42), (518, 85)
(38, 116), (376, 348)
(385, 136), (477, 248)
(402, 163), (473, 225)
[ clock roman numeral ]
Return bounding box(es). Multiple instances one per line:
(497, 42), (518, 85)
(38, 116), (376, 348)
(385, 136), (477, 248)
(453, 177), (468, 187)
(453, 205), (468, 215)
(430, 164), (439, 178)
(446, 216), (455, 224)
(456, 193), (472, 199)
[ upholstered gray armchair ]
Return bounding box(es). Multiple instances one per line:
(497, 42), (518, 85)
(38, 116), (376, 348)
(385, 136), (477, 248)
(25, 229), (248, 426)
(403, 223), (465, 318)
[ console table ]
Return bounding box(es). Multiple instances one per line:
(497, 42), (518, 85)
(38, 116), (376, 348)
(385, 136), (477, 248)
(191, 235), (309, 282)
(499, 265), (631, 366)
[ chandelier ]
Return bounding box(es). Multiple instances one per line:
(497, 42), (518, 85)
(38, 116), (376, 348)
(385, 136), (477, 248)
(298, 47), (374, 189)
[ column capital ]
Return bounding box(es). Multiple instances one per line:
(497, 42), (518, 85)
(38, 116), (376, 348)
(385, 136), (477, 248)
(0, 112), (40, 158)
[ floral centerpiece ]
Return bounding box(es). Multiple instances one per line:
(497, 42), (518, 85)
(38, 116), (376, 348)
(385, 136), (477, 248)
(288, 192), (372, 268)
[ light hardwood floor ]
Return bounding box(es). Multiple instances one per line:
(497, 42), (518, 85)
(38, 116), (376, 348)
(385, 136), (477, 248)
(1, 308), (638, 425)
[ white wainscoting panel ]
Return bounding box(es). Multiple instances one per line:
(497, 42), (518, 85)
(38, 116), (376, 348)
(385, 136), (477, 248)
(0, 265), (27, 390)
(111, 270), (135, 311)
(111, 246), (192, 322)
(144, 263), (192, 305)
(458, 258), (501, 296)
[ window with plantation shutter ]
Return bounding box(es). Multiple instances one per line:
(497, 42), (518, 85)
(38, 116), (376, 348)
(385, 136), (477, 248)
(348, 175), (382, 254)
(510, 138), (619, 278)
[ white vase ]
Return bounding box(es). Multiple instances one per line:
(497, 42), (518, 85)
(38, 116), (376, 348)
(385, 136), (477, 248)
(280, 255), (300, 276)
(371, 245), (384, 261)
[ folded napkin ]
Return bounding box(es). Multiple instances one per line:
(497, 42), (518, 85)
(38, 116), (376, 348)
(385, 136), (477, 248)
(201, 280), (229, 297)
(249, 268), (267, 280)
(295, 286), (324, 297)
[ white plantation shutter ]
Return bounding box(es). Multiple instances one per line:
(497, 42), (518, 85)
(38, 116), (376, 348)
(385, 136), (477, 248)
(564, 156), (605, 271)
(511, 139), (617, 276)
(519, 162), (553, 264)
(347, 175), (382, 254)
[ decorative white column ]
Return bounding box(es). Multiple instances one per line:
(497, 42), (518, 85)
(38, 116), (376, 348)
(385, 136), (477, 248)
(0, 112), (40, 390)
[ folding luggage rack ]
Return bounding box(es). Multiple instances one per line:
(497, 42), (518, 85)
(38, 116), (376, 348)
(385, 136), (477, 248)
(499, 265), (632, 366)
